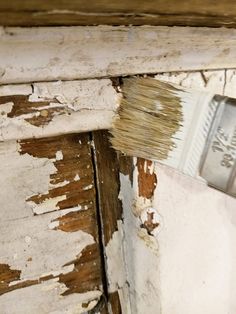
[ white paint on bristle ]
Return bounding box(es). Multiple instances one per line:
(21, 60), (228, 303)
(161, 86), (216, 177)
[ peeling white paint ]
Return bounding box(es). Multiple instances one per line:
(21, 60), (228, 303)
(49, 180), (70, 189)
(74, 174), (80, 181)
(105, 221), (126, 293)
(139, 207), (162, 237)
(0, 140), (56, 221)
(28, 195), (67, 215)
(0, 102), (14, 115)
(0, 79), (119, 141)
(0, 207), (95, 282)
(83, 184), (93, 191)
(0, 279), (102, 314)
(119, 173), (161, 314)
(0, 84), (32, 96)
(55, 150), (63, 161)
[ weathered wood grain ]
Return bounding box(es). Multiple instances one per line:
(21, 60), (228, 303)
(0, 79), (118, 141)
(0, 132), (104, 313)
(2, 12), (236, 28)
(92, 130), (131, 313)
(1, 1), (236, 27)
(1, 26), (236, 84)
(93, 131), (122, 246)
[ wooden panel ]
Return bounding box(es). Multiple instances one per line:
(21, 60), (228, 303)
(1, 1), (236, 27)
(93, 131), (131, 313)
(0, 79), (118, 141)
(0, 133), (105, 313)
(1, 26), (236, 84)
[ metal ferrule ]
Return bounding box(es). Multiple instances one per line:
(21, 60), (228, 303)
(200, 95), (236, 198)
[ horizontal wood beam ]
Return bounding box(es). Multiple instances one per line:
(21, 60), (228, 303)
(1, 26), (236, 84)
(1, 12), (236, 28)
(1, 0), (236, 28)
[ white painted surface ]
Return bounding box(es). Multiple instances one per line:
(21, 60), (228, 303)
(120, 173), (161, 314)
(0, 79), (119, 141)
(154, 164), (236, 314)
(120, 160), (236, 314)
(1, 26), (236, 84)
(0, 140), (55, 220)
(105, 221), (126, 293)
(0, 283), (102, 314)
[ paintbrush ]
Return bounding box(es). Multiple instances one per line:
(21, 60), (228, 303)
(110, 77), (236, 197)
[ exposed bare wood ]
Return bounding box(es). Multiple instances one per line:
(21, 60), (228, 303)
(92, 130), (131, 313)
(19, 133), (95, 215)
(2, 12), (236, 28)
(137, 158), (157, 199)
(1, 26), (236, 84)
(93, 131), (122, 246)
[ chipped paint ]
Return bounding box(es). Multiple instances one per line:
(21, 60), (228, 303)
(0, 140), (56, 221)
(59, 243), (101, 295)
(0, 207), (95, 284)
(119, 172), (161, 314)
(105, 221), (126, 293)
(51, 209), (98, 239)
(0, 130), (104, 312)
(0, 278), (102, 314)
(55, 150), (63, 160)
(28, 195), (67, 215)
(19, 134), (95, 215)
(0, 79), (119, 141)
(140, 207), (162, 237)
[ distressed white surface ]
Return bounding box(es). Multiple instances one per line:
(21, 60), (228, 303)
(119, 173), (161, 314)
(0, 140), (56, 220)
(1, 26), (236, 84)
(0, 138), (100, 313)
(0, 211), (94, 282)
(105, 221), (126, 293)
(154, 164), (236, 314)
(120, 159), (236, 314)
(0, 281), (102, 314)
(0, 79), (119, 141)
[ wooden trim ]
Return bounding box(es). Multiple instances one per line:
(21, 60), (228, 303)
(1, 12), (236, 28)
(0, 79), (119, 141)
(1, 1), (236, 28)
(1, 26), (236, 84)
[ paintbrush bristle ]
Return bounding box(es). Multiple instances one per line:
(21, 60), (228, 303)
(110, 77), (185, 161)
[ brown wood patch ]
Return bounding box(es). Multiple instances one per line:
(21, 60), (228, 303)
(19, 133), (95, 213)
(137, 158), (157, 199)
(109, 291), (122, 314)
(92, 131), (123, 246)
(0, 94), (65, 127)
(59, 243), (101, 295)
(52, 208), (98, 240)
(0, 264), (21, 291)
(1, 1), (236, 28)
